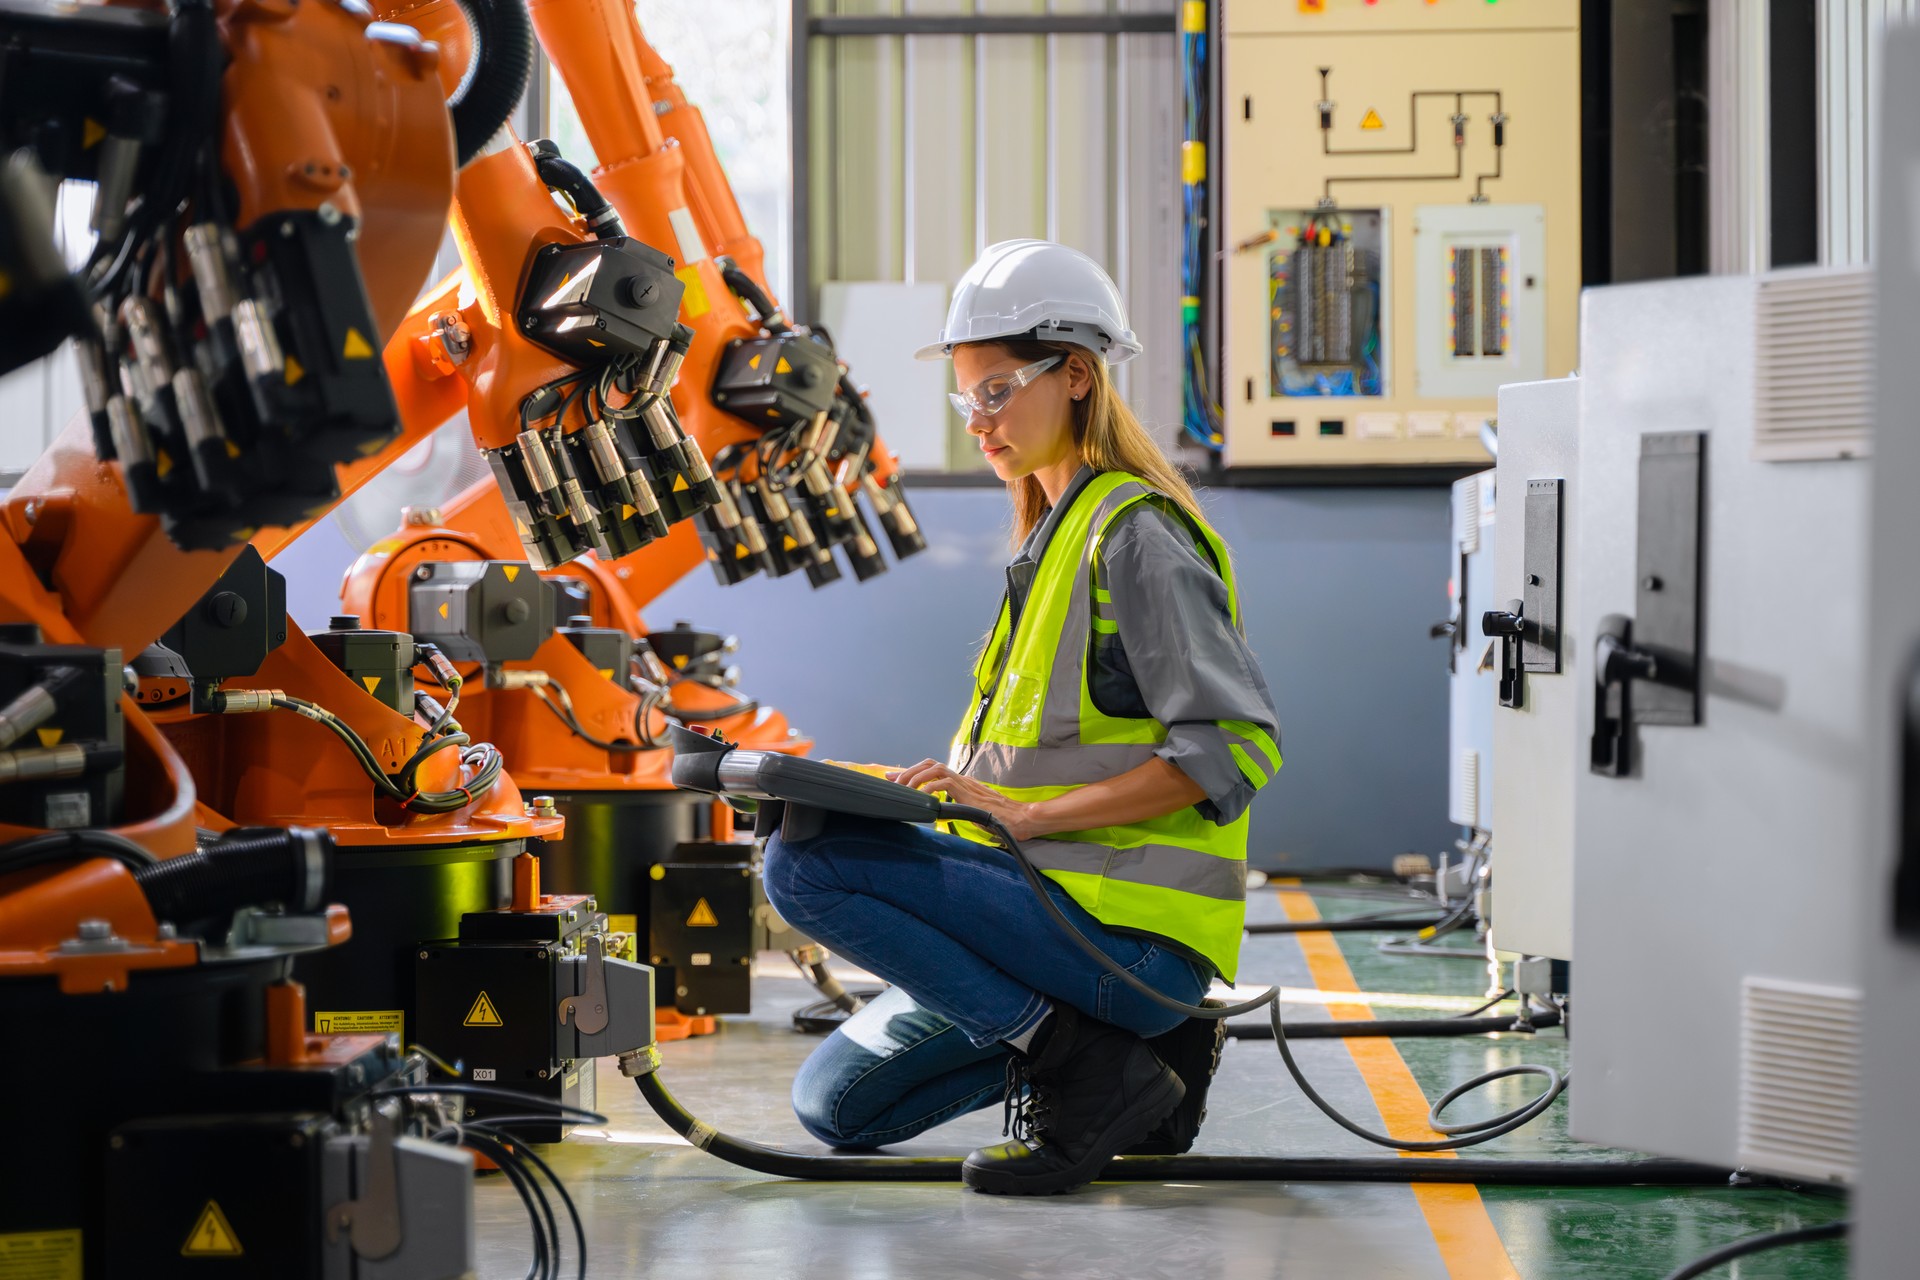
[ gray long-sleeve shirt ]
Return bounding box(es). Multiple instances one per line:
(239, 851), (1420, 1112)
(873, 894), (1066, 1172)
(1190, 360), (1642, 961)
(1007, 467), (1281, 823)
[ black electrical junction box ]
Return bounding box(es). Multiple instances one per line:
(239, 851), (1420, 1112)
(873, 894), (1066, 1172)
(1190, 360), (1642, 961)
(0, 624), (124, 829)
(309, 618), (414, 714)
(558, 615), (633, 691)
(516, 237), (685, 363)
(648, 842), (754, 1017)
(408, 560), (557, 666)
(711, 330), (840, 428)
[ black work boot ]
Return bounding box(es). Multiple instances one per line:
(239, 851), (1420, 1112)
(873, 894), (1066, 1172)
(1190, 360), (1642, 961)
(1124, 1000), (1228, 1156)
(962, 1005), (1184, 1196)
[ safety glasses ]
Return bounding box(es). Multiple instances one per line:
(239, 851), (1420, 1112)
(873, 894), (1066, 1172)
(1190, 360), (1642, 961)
(948, 356), (1063, 419)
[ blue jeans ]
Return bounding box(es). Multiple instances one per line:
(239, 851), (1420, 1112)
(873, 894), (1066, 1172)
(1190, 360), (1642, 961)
(761, 813), (1212, 1149)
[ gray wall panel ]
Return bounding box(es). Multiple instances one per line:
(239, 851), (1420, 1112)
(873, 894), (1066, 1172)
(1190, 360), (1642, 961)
(279, 483), (1454, 870)
(641, 483), (1456, 871)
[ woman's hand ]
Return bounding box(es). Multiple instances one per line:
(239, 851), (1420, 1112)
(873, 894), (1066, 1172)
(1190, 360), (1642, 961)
(888, 760), (1046, 842)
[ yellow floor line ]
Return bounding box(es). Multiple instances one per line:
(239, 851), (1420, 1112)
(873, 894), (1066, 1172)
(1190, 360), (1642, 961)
(1272, 880), (1520, 1280)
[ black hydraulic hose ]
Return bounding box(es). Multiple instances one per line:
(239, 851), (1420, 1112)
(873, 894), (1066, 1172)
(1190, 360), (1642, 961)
(1246, 912), (1454, 935)
(626, 1067), (1797, 1189)
(447, 0), (534, 166)
(1224, 1008), (1561, 1041)
(716, 258), (789, 332)
(532, 150), (624, 238)
(131, 826), (334, 931)
(1659, 1221), (1849, 1280)
(0, 828), (156, 878)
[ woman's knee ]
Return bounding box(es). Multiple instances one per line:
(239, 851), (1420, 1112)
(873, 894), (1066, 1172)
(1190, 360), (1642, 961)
(790, 1034), (877, 1148)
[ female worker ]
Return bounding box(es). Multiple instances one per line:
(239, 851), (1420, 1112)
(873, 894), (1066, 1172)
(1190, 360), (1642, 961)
(760, 240), (1281, 1197)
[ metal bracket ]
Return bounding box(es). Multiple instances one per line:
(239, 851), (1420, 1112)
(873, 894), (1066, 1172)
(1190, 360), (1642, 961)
(558, 931), (610, 1035)
(326, 1101), (403, 1262)
(1522, 478), (1564, 673)
(1588, 434), (1706, 777)
(1895, 648), (1920, 941)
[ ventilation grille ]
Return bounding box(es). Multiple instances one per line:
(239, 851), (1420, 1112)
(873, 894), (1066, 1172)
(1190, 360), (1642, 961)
(1753, 266), (1874, 462)
(1456, 750), (1480, 829)
(1460, 480), (1481, 555)
(1737, 976), (1861, 1182)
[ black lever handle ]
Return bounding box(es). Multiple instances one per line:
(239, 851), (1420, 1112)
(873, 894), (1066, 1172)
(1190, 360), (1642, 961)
(1482, 599), (1525, 708)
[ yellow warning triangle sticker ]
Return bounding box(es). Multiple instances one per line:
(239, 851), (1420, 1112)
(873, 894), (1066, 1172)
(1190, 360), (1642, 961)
(597, 668), (614, 680)
(515, 518), (531, 536)
(587, 339), (605, 348)
(1361, 108), (1384, 131)
(83, 118), (108, 149)
(782, 535), (798, 551)
(181, 1200), (243, 1257)
(342, 328), (374, 359)
(464, 991), (504, 1027)
(748, 353), (762, 370)
(503, 565), (520, 582)
(685, 898), (719, 928)
(672, 475), (689, 493)
(621, 504), (636, 519)
(224, 439), (242, 458)
(36, 727), (63, 747)
(775, 357), (792, 375)
(734, 543), (750, 559)
(356, 437), (385, 455)
(672, 655), (689, 669)
(156, 450), (173, 479)
(438, 602), (450, 619)
(284, 355), (305, 385)
(361, 676), (382, 694)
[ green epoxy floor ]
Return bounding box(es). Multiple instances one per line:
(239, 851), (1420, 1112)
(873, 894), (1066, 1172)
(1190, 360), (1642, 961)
(1296, 882), (1851, 1278)
(468, 880), (1851, 1279)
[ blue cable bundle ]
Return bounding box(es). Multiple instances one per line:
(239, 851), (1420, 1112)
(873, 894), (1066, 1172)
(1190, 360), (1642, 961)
(1179, 2), (1222, 451)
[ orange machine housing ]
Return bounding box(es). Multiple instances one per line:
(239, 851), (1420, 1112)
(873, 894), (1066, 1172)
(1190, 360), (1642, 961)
(337, 487), (811, 798)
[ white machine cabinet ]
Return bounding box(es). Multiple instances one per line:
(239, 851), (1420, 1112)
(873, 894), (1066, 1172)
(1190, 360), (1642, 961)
(1569, 272), (1870, 1185)
(1487, 377), (1579, 963)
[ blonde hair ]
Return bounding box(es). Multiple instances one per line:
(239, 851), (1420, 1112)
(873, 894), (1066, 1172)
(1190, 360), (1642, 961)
(977, 338), (1209, 545)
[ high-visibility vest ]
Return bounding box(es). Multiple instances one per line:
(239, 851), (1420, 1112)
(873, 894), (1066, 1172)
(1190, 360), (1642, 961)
(948, 471), (1279, 981)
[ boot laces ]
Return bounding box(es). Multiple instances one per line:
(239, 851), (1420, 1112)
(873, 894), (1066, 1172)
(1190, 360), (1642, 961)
(1000, 1055), (1057, 1147)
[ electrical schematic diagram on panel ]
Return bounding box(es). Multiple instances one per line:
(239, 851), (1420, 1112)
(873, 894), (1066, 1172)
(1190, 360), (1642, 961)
(1267, 209), (1385, 401)
(1219, 0), (1580, 469)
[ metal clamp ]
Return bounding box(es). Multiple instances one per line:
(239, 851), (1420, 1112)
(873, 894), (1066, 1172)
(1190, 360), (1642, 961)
(327, 1101), (404, 1262)
(558, 932), (610, 1035)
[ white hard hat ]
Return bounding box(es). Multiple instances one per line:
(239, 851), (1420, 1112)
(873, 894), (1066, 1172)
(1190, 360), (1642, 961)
(915, 239), (1142, 365)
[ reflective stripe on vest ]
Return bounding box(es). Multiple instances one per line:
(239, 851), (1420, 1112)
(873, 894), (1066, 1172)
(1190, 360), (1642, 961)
(948, 472), (1254, 981)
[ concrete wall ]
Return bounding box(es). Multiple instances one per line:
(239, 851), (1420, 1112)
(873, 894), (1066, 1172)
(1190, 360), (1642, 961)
(286, 483), (1454, 872)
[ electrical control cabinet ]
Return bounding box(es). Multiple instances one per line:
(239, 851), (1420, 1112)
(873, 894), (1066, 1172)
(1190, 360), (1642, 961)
(1221, 0), (1579, 469)
(1569, 272), (1871, 1185)
(1857, 27), (1920, 1274)
(1445, 470), (1495, 832)
(1488, 377), (1579, 963)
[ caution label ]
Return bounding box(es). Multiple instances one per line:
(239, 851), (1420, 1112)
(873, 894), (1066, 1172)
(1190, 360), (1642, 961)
(503, 566), (521, 582)
(464, 991), (504, 1027)
(181, 1202), (242, 1258)
(313, 1009), (404, 1041)
(1361, 108), (1384, 131)
(685, 898), (719, 928)
(342, 327), (374, 359)
(0, 1228), (81, 1280)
